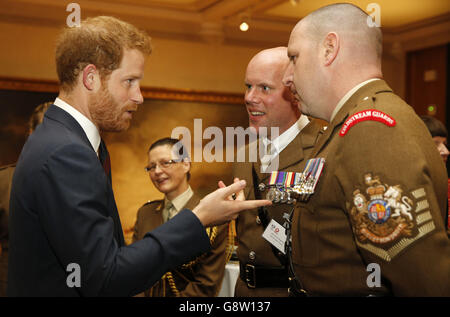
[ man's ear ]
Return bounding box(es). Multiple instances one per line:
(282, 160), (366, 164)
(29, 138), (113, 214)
(182, 159), (191, 173)
(182, 159), (191, 181)
(323, 32), (339, 66)
(82, 64), (99, 90)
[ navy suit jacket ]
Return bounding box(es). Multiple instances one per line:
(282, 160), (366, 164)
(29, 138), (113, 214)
(8, 105), (210, 296)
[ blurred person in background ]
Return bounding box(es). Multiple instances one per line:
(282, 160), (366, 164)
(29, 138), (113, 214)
(0, 101), (51, 296)
(420, 115), (450, 236)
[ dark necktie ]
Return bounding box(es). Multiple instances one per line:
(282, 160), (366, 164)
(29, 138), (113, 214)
(98, 139), (112, 183)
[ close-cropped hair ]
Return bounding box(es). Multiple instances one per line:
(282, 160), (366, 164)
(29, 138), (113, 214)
(148, 138), (191, 181)
(304, 3), (383, 59)
(420, 115), (448, 138)
(55, 16), (152, 91)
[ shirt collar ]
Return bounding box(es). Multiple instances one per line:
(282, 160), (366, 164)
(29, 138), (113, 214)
(330, 78), (381, 123)
(164, 186), (194, 212)
(53, 97), (101, 154)
(262, 115), (310, 156)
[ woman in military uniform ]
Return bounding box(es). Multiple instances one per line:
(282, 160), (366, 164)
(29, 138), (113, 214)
(132, 138), (231, 297)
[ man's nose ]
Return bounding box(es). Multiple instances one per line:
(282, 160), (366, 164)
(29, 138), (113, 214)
(131, 86), (144, 105)
(245, 87), (259, 104)
(439, 143), (450, 156)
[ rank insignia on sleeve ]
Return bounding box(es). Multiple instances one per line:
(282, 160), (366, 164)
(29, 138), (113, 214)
(339, 109), (395, 136)
(349, 173), (435, 262)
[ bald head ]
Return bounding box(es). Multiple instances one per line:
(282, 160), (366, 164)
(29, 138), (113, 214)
(297, 3), (382, 61)
(245, 47), (300, 135)
(283, 3), (383, 121)
(248, 47), (289, 70)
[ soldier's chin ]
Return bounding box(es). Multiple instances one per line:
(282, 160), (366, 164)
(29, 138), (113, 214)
(157, 182), (173, 193)
(249, 123), (266, 136)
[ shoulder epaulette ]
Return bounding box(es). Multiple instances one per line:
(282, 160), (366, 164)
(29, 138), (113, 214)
(141, 199), (163, 208)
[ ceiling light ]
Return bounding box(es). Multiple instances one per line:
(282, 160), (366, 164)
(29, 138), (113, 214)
(239, 21), (249, 32)
(290, 0), (299, 6)
(238, 10), (251, 32)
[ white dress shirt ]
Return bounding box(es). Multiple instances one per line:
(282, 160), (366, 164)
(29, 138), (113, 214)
(53, 97), (101, 154)
(260, 115), (310, 171)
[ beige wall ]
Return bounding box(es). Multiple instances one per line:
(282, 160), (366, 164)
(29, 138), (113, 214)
(0, 20), (261, 94)
(0, 22), (57, 82)
(1, 19), (448, 97)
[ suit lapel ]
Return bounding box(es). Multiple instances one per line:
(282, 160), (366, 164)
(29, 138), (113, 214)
(45, 105), (95, 152)
(233, 148), (255, 200)
(45, 105), (125, 245)
(277, 133), (304, 171)
(310, 111), (347, 158)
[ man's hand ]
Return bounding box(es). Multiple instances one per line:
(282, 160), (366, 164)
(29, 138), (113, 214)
(192, 180), (271, 227)
(218, 177), (246, 201)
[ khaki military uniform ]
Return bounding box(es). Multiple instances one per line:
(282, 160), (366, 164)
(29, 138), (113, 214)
(132, 194), (229, 297)
(233, 120), (322, 297)
(290, 80), (450, 296)
(0, 164), (15, 297)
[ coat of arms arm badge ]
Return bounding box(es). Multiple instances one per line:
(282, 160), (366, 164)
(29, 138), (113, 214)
(349, 173), (435, 261)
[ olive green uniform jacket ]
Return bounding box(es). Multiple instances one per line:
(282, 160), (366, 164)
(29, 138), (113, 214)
(132, 194), (229, 297)
(291, 80), (450, 296)
(232, 120), (322, 297)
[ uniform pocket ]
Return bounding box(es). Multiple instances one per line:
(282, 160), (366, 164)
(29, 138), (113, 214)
(291, 202), (319, 267)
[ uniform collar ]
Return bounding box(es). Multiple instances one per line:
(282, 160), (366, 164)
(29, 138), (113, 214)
(330, 79), (381, 123)
(261, 115), (310, 158)
(311, 79), (392, 158)
(164, 186), (194, 212)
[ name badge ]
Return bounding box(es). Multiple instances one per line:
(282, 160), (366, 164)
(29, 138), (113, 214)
(262, 219), (286, 254)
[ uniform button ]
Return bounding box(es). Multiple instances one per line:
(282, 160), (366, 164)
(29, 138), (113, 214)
(256, 216), (261, 225)
(249, 251), (256, 260)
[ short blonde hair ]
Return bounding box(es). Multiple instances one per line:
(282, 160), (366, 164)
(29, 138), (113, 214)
(55, 16), (152, 91)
